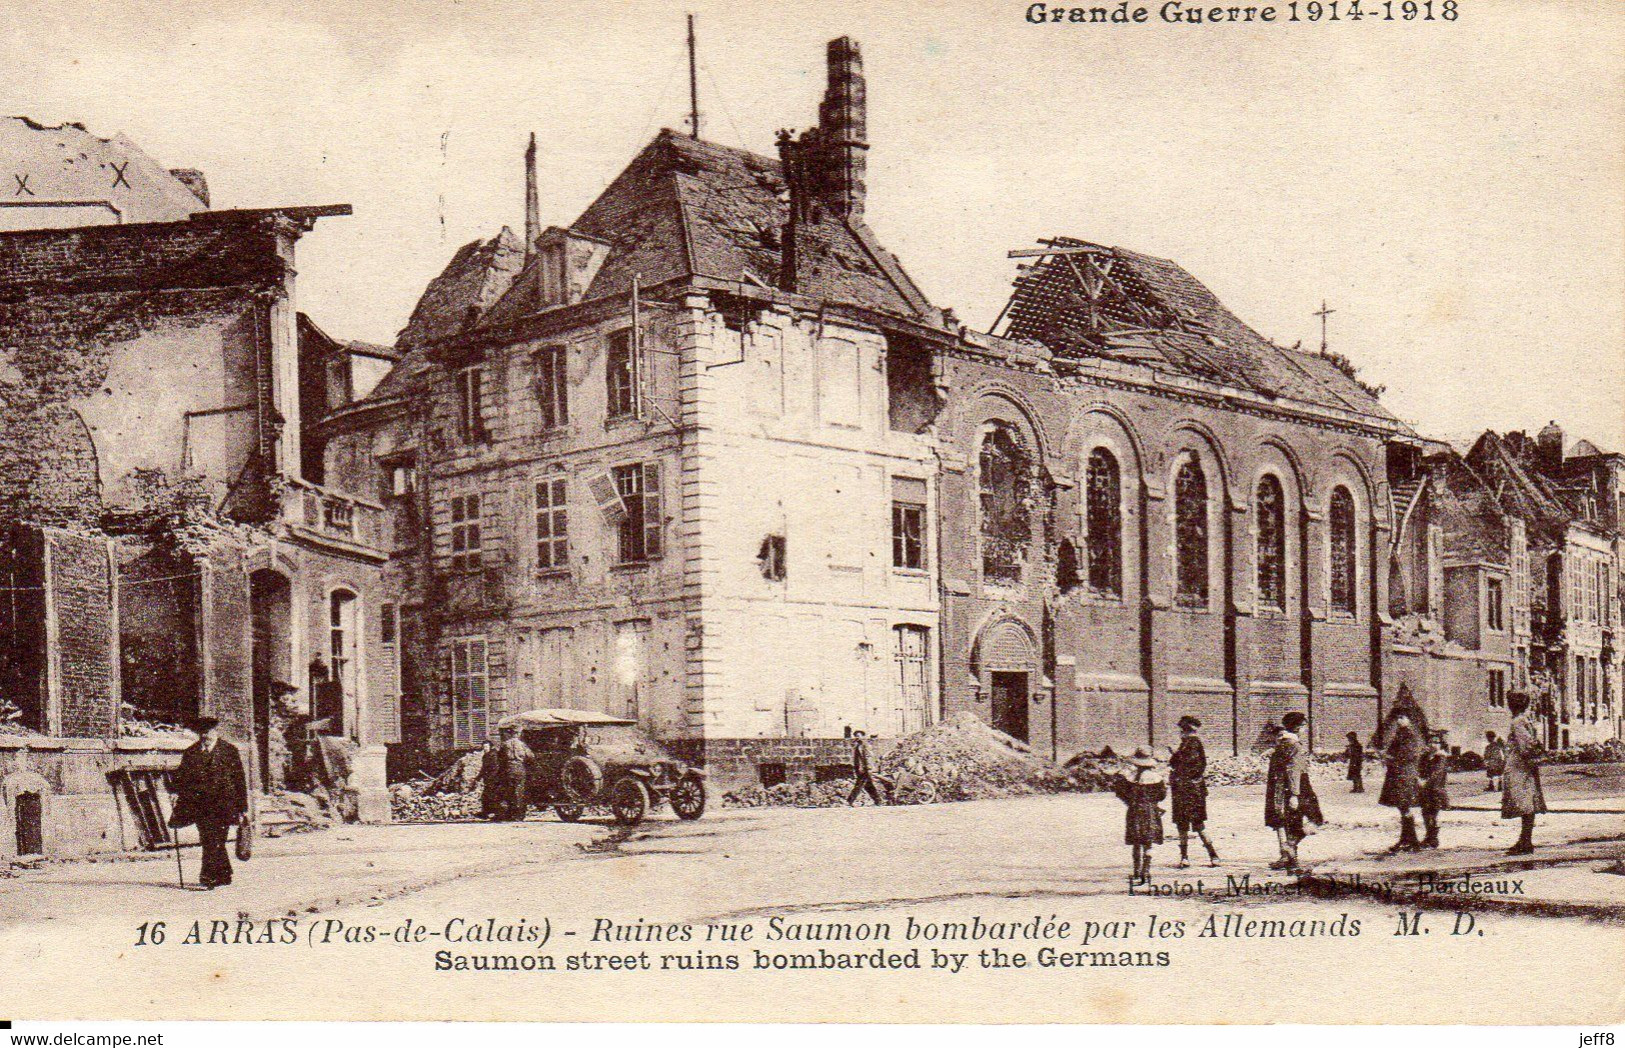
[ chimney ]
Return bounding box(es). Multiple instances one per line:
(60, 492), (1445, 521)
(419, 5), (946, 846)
(524, 132), (540, 265)
(1537, 420), (1565, 474)
(820, 36), (867, 220)
(776, 36), (870, 290)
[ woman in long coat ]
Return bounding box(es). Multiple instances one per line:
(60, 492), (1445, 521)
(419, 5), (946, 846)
(1500, 692), (1547, 855)
(1380, 709), (1424, 851)
(1111, 748), (1167, 885)
(1169, 715), (1219, 867)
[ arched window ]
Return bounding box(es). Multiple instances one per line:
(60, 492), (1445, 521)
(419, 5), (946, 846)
(979, 426), (1030, 584)
(1174, 458), (1209, 608)
(1329, 486), (1358, 614)
(1256, 474), (1286, 611)
(1085, 448), (1123, 597)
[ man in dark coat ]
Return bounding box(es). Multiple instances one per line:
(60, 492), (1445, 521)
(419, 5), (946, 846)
(1169, 715), (1219, 867)
(847, 731), (885, 806)
(477, 740), (502, 820)
(1380, 709), (1424, 851)
(168, 716), (249, 889)
(495, 725), (533, 820)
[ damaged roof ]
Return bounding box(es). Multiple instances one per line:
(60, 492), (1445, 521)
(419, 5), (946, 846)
(1464, 430), (1575, 545)
(482, 130), (934, 326)
(1000, 238), (1402, 425)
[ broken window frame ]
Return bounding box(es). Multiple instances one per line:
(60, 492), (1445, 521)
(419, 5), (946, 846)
(534, 476), (570, 575)
(534, 344), (569, 430)
(892, 501), (925, 571)
(449, 493), (482, 573)
(1174, 457), (1210, 609)
(1255, 473), (1287, 613)
(605, 328), (641, 421)
(893, 624), (932, 734)
(978, 426), (1031, 585)
(758, 534), (787, 581)
(613, 462), (662, 564)
(1085, 447), (1123, 598)
(1329, 485), (1358, 616)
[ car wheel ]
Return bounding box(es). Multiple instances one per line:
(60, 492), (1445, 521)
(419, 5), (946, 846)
(561, 756), (604, 803)
(609, 778), (651, 826)
(555, 804), (584, 823)
(670, 776), (707, 820)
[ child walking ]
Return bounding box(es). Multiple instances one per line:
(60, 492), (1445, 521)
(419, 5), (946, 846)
(1112, 746), (1167, 886)
(1419, 730), (1452, 848)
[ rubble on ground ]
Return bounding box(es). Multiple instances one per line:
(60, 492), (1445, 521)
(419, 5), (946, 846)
(723, 779), (856, 808)
(879, 714), (1080, 801)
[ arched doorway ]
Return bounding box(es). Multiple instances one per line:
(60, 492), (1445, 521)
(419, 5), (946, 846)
(975, 618), (1038, 743)
(249, 570), (293, 788)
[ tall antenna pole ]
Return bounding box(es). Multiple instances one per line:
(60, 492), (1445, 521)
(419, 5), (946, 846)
(687, 14), (701, 140)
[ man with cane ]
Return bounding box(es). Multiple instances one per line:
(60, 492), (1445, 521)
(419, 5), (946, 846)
(168, 715), (249, 889)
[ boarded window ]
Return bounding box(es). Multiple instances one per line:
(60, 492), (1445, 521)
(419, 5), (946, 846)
(534, 476), (569, 573)
(606, 329), (640, 419)
(819, 338), (862, 427)
(1329, 486), (1357, 615)
(1085, 448), (1123, 597)
(450, 637), (488, 747)
(1174, 458), (1209, 608)
(1256, 473), (1286, 611)
(979, 427), (1030, 584)
(535, 627), (574, 709)
(614, 463), (663, 563)
(449, 494), (481, 572)
(612, 619), (650, 720)
(534, 345), (569, 429)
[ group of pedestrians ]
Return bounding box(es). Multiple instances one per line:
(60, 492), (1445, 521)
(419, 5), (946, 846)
(1108, 692), (1551, 884)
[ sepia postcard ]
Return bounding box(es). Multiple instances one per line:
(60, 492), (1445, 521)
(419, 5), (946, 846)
(0, 0), (1621, 1027)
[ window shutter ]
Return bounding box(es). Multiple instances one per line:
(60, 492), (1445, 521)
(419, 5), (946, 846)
(643, 462), (663, 558)
(588, 471), (627, 521)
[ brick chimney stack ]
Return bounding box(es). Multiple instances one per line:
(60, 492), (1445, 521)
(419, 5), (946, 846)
(1537, 420), (1565, 474)
(524, 132), (540, 265)
(819, 36), (868, 220)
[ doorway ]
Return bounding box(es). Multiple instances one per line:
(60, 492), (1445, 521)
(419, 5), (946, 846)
(250, 570), (292, 789)
(991, 671), (1029, 743)
(15, 791), (42, 856)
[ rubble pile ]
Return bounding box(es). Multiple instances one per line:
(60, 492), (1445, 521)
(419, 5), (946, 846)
(723, 779), (855, 808)
(878, 714), (1077, 801)
(1545, 739), (1625, 766)
(118, 703), (192, 739)
(389, 779), (485, 822)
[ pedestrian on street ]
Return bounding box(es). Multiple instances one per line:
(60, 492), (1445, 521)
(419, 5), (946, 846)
(1380, 708), (1425, 852)
(496, 724), (533, 821)
(1169, 715), (1219, 867)
(1418, 730), (1452, 849)
(478, 739), (502, 820)
(1111, 746), (1166, 885)
(1344, 731), (1365, 793)
(1483, 730), (1507, 793)
(1264, 712), (1321, 871)
(167, 715), (249, 890)
(1500, 692), (1547, 855)
(847, 730), (886, 806)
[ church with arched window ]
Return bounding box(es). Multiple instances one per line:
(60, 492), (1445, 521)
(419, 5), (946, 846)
(935, 241), (1408, 759)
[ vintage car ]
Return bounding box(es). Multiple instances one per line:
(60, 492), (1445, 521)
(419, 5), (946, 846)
(495, 708), (707, 826)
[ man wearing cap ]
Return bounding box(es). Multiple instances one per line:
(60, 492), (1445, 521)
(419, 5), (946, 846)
(1500, 692), (1547, 855)
(1169, 715), (1219, 867)
(168, 716), (249, 889)
(847, 730), (885, 806)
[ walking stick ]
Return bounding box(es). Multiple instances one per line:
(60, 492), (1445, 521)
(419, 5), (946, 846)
(172, 830), (185, 890)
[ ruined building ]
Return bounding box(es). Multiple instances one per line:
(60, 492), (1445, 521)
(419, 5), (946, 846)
(306, 35), (1469, 787)
(0, 152), (398, 856)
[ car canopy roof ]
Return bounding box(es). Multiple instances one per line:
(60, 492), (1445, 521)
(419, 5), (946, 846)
(497, 708), (637, 730)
